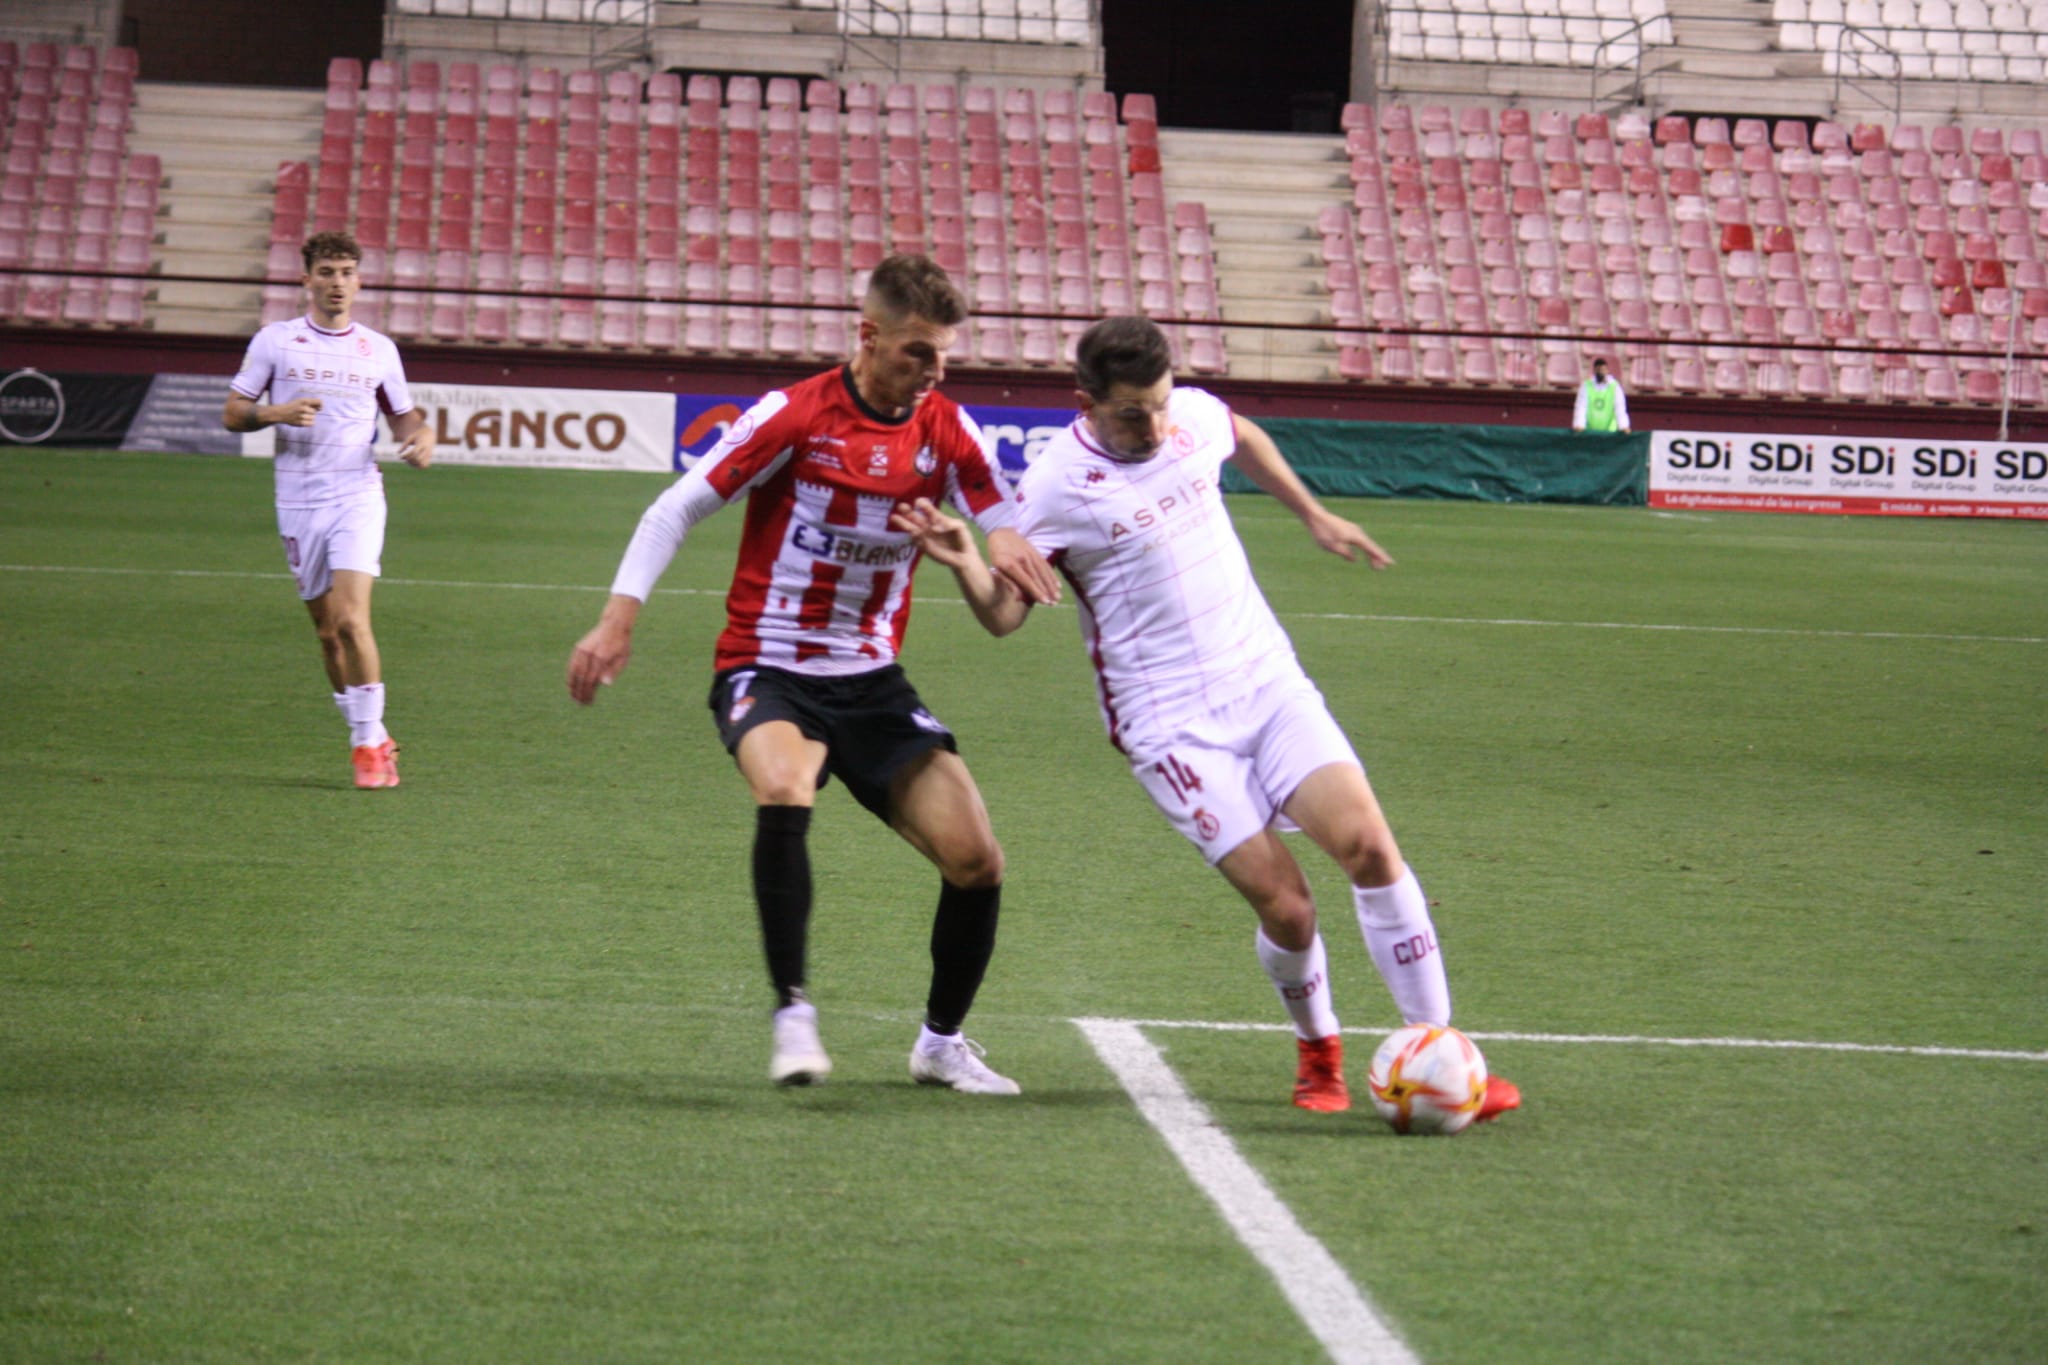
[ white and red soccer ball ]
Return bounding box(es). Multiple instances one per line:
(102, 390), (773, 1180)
(1367, 1023), (1489, 1135)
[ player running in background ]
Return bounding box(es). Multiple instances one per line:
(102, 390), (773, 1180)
(566, 254), (1062, 1094)
(893, 315), (1519, 1120)
(223, 230), (435, 790)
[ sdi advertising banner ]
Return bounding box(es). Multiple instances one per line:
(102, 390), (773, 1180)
(1650, 430), (2048, 518)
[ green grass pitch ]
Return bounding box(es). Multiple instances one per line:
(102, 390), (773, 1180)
(3, 448), (2044, 1363)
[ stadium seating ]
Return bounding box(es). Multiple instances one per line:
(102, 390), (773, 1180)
(1328, 99), (2047, 405)
(1772, 0), (2048, 83)
(0, 42), (152, 328)
(388, 0), (1095, 44)
(289, 62), (1205, 368)
(1383, 0), (1674, 69)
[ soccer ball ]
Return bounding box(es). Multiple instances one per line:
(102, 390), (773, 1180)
(1367, 1024), (1489, 1135)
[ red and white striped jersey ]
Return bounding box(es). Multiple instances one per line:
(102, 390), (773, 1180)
(611, 366), (1017, 676)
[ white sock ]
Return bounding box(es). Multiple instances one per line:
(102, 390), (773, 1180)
(1354, 869), (1452, 1026)
(1255, 929), (1341, 1041)
(343, 683), (388, 748)
(914, 1022), (957, 1053)
(333, 691), (349, 735)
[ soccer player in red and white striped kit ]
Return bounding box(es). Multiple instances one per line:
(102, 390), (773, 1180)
(567, 255), (1062, 1093)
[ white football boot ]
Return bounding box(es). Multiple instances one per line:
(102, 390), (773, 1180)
(909, 1030), (1021, 1095)
(769, 997), (831, 1086)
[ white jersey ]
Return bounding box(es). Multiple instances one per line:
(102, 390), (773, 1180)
(230, 314), (416, 509)
(1014, 386), (1302, 753)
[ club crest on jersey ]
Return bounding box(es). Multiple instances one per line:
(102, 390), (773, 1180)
(913, 444), (937, 476)
(867, 444), (891, 477)
(1193, 807), (1220, 840)
(356, 335), (372, 356)
(1171, 426), (1196, 455)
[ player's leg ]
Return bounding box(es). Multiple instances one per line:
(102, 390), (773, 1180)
(285, 498), (396, 787)
(1133, 726), (1348, 1111)
(1280, 762), (1450, 1028)
(1281, 762), (1517, 1119)
(887, 750), (1020, 1095)
(715, 669), (833, 1085)
(314, 571), (399, 788)
(735, 718), (833, 1084)
(315, 569), (382, 689)
(1215, 830), (1349, 1111)
(322, 496), (396, 786)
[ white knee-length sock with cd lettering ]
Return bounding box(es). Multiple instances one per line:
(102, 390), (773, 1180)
(1354, 869), (1451, 1026)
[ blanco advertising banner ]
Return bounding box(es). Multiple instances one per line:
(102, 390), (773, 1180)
(1650, 430), (2048, 519)
(385, 382), (675, 472)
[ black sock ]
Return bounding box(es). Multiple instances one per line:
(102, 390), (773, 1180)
(925, 880), (1000, 1035)
(753, 804), (812, 1009)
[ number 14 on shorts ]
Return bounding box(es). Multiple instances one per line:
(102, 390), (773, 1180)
(1153, 754), (1204, 804)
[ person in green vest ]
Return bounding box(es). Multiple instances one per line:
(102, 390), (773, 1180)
(1572, 358), (1631, 433)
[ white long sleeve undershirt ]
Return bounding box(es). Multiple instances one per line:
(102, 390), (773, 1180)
(609, 467), (731, 601)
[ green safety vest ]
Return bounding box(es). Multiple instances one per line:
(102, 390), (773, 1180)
(1585, 382), (1619, 432)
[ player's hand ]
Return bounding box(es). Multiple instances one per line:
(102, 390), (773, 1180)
(890, 498), (978, 569)
(274, 397), (322, 427)
(567, 620), (633, 705)
(987, 526), (1062, 604)
(398, 427), (435, 469)
(1309, 511), (1394, 569)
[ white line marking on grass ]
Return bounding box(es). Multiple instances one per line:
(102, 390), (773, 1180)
(8, 565), (2042, 645)
(1288, 609), (2046, 646)
(1073, 1017), (1421, 1365)
(1101, 1017), (2048, 1063)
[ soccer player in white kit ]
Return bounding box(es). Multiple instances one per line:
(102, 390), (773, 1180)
(223, 231), (435, 789)
(894, 316), (1519, 1120)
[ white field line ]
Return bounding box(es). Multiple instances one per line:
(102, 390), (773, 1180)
(1073, 1017), (1420, 1365)
(1074, 1015), (2046, 1365)
(1096, 1017), (2048, 1063)
(5, 565), (2043, 645)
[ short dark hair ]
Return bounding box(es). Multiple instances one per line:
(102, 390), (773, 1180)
(1592, 358), (1609, 372)
(864, 253), (967, 327)
(1075, 315), (1173, 398)
(302, 231), (362, 272)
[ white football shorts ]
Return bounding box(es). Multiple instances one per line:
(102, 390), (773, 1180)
(1126, 670), (1363, 866)
(276, 493), (386, 601)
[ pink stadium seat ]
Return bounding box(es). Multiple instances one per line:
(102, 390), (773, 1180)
(1794, 362), (1832, 398)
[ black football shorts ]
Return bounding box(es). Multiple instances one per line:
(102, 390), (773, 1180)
(708, 663), (959, 819)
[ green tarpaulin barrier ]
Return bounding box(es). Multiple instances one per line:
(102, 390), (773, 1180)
(1224, 419), (1648, 506)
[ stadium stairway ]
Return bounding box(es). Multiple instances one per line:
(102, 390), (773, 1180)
(1157, 128), (1351, 385)
(130, 83), (323, 334)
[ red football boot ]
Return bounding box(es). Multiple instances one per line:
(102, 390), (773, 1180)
(1474, 1074), (1522, 1123)
(1292, 1035), (1350, 1113)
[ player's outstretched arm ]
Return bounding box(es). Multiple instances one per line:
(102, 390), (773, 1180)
(567, 594), (641, 704)
(389, 409), (436, 468)
(1229, 414), (1394, 570)
(891, 498), (1033, 637)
